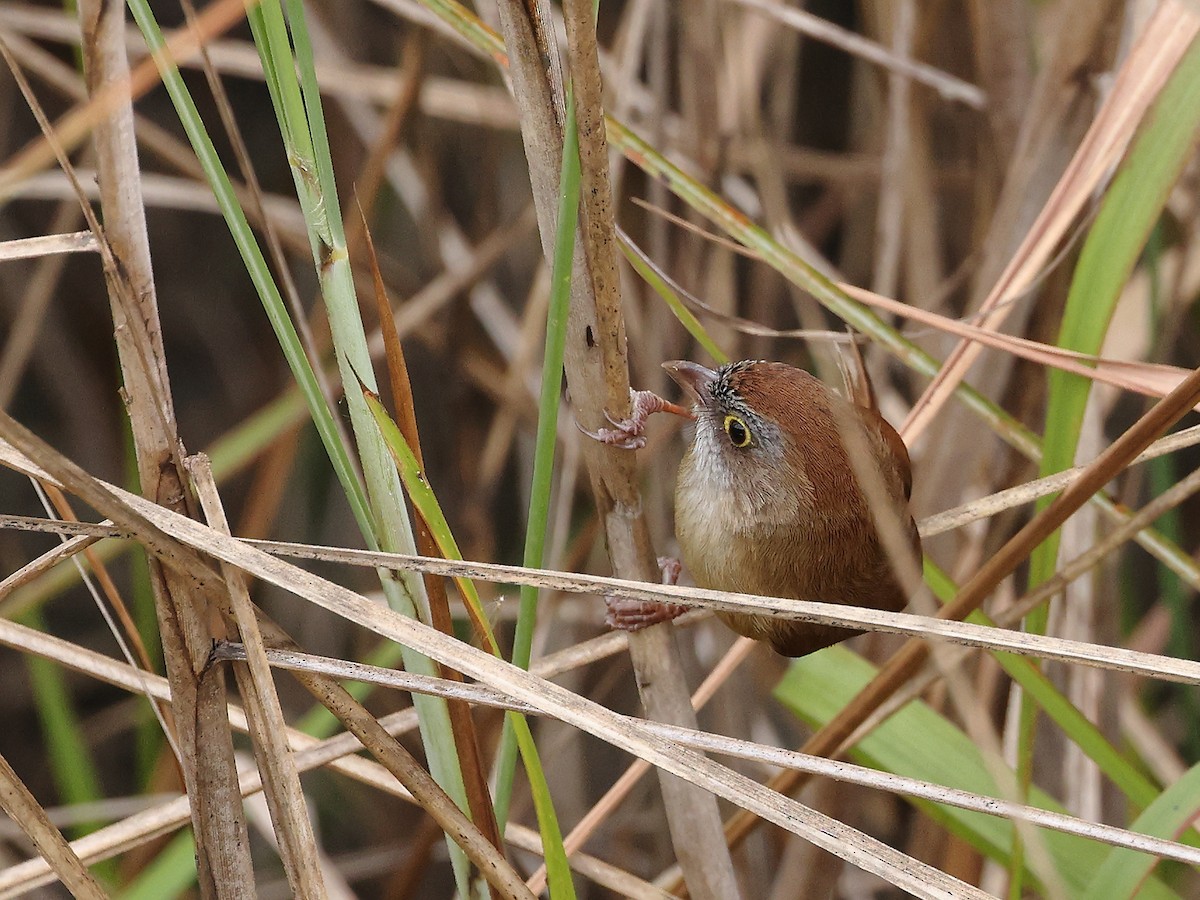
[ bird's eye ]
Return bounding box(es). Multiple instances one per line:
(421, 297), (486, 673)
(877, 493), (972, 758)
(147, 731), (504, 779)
(723, 414), (752, 448)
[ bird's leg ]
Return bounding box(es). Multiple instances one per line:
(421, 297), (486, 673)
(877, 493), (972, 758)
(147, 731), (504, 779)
(577, 389), (693, 450)
(605, 556), (689, 630)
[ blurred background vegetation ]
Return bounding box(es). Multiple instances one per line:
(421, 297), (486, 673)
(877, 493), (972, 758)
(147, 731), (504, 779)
(1, 0), (1199, 897)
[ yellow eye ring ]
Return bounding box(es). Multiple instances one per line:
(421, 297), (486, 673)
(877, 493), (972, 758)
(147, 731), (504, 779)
(723, 414), (752, 448)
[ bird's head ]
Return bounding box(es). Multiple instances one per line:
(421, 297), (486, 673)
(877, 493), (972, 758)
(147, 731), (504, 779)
(662, 360), (796, 493)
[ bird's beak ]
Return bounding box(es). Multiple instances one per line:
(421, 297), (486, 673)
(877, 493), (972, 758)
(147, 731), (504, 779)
(662, 361), (716, 414)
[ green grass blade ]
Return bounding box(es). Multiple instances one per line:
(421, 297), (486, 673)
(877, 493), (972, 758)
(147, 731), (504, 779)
(490, 88), (583, 836)
(114, 831), (197, 900)
(364, 389), (577, 898)
(1029, 33), (1200, 616)
(123, 0), (375, 544)
(774, 649), (1178, 899)
(246, 2), (327, 250)
(362, 390), (496, 644)
(21, 609), (106, 833)
(509, 711), (576, 897)
(283, 0), (346, 248)
(245, 4), (483, 891)
(515, 87), (579, 703)
(1082, 762), (1200, 900)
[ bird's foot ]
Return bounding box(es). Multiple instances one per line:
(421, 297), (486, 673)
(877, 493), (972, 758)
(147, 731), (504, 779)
(657, 555), (682, 586)
(605, 556), (687, 630)
(605, 599), (687, 630)
(577, 389), (693, 450)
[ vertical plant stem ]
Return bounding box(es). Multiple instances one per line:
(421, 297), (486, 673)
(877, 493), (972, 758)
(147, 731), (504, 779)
(123, 0), (376, 542)
(558, 0), (740, 894)
(74, 3), (252, 892)
(492, 92), (581, 830)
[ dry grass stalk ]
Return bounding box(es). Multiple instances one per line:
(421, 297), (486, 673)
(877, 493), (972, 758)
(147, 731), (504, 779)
(0, 229), (96, 261)
(0, 431), (995, 898)
(9, 516), (1200, 685)
(0, 752), (107, 899)
(0, 417), (250, 898)
(188, 456), (328, 898)
(492, 0), (739, 892)
(72, 1), (253, 891)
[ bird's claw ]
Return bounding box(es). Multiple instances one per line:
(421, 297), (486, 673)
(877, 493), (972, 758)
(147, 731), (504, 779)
(605, 597), (688, 630)
(604, 556), (686, 631)
(576, 408), (649, 449)
(576, 389), (693, 451)
(657, 556), (682, 586)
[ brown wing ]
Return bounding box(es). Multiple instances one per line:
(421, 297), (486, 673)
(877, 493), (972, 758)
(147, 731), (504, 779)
(859, 406), (914, 501)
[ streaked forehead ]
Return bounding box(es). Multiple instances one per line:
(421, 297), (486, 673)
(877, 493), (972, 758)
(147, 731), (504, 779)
(711, 360), (762, 406)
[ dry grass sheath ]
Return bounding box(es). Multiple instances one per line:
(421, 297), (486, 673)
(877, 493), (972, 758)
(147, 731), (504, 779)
(2, 2), (1200, 899)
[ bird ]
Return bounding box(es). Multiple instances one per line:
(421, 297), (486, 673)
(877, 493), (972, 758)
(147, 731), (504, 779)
(588, 354), (921, 657)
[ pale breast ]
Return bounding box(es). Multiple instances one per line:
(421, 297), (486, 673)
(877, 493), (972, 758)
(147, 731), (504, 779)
(674, 442), (814, 595)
